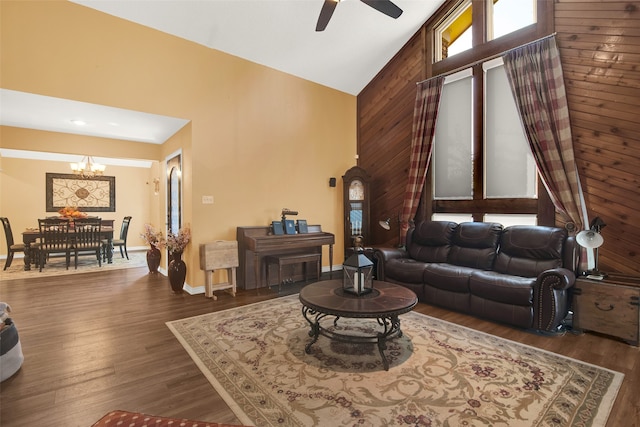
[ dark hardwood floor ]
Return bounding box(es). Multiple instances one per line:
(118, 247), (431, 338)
(0, 266), (638, 427)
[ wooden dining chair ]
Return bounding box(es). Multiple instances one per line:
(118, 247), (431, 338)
(104, 216), (132, 261)
(72, 217), (103, 268)
(34, 218), (72, 272)
(1, 217), (25, 270)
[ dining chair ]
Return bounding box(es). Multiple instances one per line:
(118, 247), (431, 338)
(72, 217), (103, 268)
(1, 217), (26, 271)
(34, 218), (72, 272)
(104, 216), (132, 261)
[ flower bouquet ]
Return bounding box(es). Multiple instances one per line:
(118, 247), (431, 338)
(157, 226), (191, 255)
(140, 223), (164, 248)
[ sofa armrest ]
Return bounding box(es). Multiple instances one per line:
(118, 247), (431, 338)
(538, 268), (576, 290)
(373, 247), (408, 281)
(533, 268), (576, 332)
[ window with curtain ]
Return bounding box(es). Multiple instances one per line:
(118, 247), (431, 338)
(426, 0), (553, 226)
(431, 59), (538, 226)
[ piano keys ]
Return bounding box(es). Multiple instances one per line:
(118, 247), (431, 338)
(236, 225), (334, 289)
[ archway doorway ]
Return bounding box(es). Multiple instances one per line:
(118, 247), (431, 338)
(166, 153), (182, 234)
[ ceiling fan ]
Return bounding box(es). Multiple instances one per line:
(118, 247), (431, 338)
(316, 0), (403, 32)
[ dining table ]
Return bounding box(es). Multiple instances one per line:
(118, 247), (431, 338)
(21, 226), (114, 271)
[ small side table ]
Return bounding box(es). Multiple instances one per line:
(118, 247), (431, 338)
(572, 273), (640, 346)
(199, 241), (239, 300)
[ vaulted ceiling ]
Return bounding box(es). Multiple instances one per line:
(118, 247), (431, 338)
(72, 0), (445, 96)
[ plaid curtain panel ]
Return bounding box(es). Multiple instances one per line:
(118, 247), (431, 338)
(502, 36), (587, 232)
(400, 76), (444, 246)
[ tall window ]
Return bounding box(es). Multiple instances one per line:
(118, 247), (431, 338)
(432, 60), (537, 225)
(426, 0), (552, 226)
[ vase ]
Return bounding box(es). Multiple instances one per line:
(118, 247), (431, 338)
(146, 246), (161, 274)
(168, 251), (187, 293)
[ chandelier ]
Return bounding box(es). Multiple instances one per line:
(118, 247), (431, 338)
(70, 156), (106, 178)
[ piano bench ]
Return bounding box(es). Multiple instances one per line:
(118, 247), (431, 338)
(265, 253), (321, 290)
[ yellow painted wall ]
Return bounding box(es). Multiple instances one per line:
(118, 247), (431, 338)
(0, 1), (356, 287)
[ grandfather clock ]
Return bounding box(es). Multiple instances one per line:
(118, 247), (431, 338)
(342, 166), (371, 256)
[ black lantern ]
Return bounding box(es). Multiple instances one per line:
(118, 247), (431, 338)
(343, 251), (374, 295)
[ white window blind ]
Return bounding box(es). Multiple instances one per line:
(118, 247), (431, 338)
(433, 69), (473, 200)
(483, 58), (537, 199)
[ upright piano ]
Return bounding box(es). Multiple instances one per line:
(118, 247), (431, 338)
(237, 225), (334, 289)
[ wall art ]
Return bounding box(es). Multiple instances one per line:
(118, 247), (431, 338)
(46, 173), (116, 212)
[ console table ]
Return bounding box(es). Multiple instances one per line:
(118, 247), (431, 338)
(572, 274), (640, 346)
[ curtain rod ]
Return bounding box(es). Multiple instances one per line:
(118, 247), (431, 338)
(417, 32), (557, 85)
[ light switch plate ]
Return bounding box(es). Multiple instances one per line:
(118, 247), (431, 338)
(202, 195), (214, 204)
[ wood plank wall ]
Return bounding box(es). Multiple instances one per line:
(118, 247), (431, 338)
(556, 0), (640, 274)
(357, 31), (427, 248)
(357, 0), (640, 275)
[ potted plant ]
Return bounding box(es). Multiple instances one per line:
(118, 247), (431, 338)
(140, 224), (163, 274)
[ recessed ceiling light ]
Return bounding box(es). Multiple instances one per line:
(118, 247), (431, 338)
(108, 122), (119, 127)
(70, 119), (87, 126)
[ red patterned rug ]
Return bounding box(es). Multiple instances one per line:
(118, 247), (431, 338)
(167, 295), (623, 427)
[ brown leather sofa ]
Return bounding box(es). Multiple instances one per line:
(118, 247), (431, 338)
(374, 221), (578, 333)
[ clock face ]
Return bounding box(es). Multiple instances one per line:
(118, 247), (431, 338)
(348, 180), (364, 201)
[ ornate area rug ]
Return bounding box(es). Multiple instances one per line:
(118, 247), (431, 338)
(167, 295), (623, 427)
(0, 250), (147, 281)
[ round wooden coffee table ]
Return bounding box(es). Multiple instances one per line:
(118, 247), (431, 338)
(299, 279), (418, 370)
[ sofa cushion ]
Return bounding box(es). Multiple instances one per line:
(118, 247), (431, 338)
(469, 270), (535, 306)
(494, 226), (566, 277)
(385, 258), (428, 284)
(423, 263), (475, 293)
(407, 221), (456, 263)
(447, 222), (502, 270)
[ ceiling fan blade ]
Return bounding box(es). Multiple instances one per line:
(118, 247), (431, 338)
(360, 0), (403, 19)
(316, 0), (339, 32)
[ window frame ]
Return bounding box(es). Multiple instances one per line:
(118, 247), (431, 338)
(434, 0), (473, 62)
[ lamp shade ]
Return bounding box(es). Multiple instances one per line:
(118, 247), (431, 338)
(379, 218), (391, 230)
(576, 230), (604, 249)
